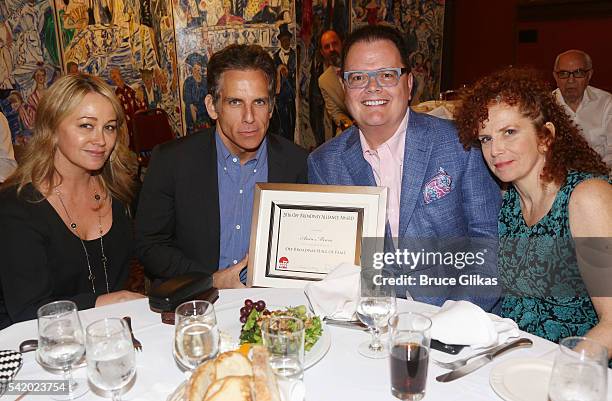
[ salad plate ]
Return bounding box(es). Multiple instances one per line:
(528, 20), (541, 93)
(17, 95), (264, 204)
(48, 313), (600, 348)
(216, 304), (331, 369)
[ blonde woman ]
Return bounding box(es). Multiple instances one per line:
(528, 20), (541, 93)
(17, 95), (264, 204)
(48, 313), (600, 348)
(0, 73), (144, 329)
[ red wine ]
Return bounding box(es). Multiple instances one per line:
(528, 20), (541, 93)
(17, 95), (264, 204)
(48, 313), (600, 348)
(390, 342), (429, 399)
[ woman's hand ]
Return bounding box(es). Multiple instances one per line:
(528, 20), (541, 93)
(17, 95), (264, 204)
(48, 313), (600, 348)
(95, 290), (146, 307)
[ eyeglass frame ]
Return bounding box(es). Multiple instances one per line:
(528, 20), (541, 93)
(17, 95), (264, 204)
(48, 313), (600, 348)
(342, 67), (410, 88)
(554, 68), (591, 79)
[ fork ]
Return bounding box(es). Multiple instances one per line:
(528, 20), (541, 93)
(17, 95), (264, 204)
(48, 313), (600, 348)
(432, 338), (531, 370)
(122, 316), (143, 351)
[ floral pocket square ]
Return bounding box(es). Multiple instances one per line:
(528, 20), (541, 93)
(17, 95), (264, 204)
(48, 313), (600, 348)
(423, 168), (452, 204)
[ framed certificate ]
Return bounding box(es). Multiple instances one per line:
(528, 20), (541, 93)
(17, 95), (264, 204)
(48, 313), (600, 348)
(247, 183), (387, 288)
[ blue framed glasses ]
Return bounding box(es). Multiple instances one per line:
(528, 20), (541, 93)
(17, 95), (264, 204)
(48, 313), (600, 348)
(343, 67), (410, 89)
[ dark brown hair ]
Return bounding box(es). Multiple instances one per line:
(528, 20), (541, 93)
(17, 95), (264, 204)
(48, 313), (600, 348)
(206, 44), (276, 104)
(454, 67), (608, 184)
(341, 25), (410, 74)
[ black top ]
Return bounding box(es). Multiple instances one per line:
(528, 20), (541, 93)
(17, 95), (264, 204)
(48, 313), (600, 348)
(0, 184), (132, 329)
(135, 129), (308, 279)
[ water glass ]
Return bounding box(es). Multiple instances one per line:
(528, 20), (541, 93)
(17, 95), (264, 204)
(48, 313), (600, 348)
(173, 300), (219, 371)
(37, 300), (87, 400)
(388, 312), (432, 401)
(261, 316), (305, 380)
(548, 336), (608, 401)
(85, 318), (136, 401)
(356, 269), (397, 358)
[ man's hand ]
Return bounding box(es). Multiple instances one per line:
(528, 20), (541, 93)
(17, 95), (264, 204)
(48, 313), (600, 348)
(95, 290), (146, 307)
(213, 255), (248, 289)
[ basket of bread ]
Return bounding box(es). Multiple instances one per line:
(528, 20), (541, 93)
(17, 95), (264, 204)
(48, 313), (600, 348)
(169, 346), (281, 401)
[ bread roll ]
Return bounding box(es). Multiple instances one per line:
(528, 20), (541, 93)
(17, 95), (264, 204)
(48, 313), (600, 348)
(186, 349), (281, 401)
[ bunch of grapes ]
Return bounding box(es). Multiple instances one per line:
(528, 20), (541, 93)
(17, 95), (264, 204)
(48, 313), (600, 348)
(239, 299), (267, 323)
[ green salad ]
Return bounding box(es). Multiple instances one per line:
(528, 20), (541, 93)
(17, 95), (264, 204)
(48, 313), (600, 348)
(239, 305), (323, 351)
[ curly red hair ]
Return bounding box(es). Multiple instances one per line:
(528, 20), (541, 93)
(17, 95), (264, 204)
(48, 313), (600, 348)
(454, 67), (609, 184)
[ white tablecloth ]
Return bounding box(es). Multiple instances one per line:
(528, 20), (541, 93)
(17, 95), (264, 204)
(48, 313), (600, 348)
(0, 288), (609, 401)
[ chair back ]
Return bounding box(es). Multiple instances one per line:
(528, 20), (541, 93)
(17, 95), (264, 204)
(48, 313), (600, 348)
(132, 108), (175, 175)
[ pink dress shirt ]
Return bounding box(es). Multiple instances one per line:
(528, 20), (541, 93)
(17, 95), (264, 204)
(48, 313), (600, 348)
(359, 111), (409, 238)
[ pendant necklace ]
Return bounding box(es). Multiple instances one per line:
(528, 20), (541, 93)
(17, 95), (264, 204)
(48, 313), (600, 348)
(54, 186), (110, 295)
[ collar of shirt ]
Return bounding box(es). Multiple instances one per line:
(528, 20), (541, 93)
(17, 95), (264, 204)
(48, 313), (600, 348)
(215, 130), (268, 170)
(554, 86), (597, 115)
(358, 108), (409, 181)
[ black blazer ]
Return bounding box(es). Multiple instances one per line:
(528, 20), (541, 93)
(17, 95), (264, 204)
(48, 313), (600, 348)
(135, 129), (308, 279)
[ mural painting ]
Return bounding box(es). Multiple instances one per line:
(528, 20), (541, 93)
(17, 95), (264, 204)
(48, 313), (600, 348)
(171, 0), (296, 138)
(55, 0), (184, 137)
(351, 0), (445, 105)
(0, 0), (62, 144)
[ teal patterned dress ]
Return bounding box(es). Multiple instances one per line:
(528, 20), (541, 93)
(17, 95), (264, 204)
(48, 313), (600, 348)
(499, 171), (608, 343)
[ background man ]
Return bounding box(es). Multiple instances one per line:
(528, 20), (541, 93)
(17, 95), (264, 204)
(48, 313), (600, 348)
(308, 25), (500, 310)
(553, 49), (611, 166)
(318, 30), (352, 142)
(136, 44), (308, 289)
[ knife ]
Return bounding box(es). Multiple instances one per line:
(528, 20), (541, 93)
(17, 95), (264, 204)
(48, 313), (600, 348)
(323, 318), (368, 330)
(435, 337), (533, 382)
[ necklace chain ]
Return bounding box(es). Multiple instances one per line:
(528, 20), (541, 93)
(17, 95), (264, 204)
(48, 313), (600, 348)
(54, 185), (110, 295)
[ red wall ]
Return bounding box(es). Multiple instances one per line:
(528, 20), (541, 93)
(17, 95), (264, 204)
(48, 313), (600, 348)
(450, 1), (612, 93)
(450, 0), (517, 88)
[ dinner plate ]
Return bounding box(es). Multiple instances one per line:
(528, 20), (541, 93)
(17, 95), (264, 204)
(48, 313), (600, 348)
(490, 357), (553, 401)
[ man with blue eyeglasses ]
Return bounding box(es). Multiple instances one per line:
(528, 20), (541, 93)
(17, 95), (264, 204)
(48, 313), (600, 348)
(307, 25), (501, 311)
(553, 49), (611, 166)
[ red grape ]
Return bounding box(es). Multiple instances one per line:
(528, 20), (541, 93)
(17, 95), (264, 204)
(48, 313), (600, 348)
(255, 300), (266, 312)
(240, 306), (249, 316)
(240, 315), (247, 323)
(244, 299), (253, 308)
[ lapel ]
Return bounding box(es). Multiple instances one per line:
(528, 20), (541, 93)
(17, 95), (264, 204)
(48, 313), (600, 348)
(342, 126), (376, 186)
(200, 130), (220, 245)
(399, 110), (433, 237)
(266, 135), (287, 183)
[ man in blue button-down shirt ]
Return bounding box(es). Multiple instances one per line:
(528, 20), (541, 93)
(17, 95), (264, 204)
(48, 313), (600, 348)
(136, 44), (308, 288)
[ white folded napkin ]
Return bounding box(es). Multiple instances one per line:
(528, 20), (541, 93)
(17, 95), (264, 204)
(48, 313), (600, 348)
(430, 300), (519, 349)
(303, 263), (360, 320)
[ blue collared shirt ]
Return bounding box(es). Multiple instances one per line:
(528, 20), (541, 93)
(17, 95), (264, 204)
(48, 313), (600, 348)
(216, 132), (268, 282)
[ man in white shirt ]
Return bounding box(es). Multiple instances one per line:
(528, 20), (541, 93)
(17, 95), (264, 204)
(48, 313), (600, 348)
(0, 111), (17, 183)
(553, 49), (612, 166)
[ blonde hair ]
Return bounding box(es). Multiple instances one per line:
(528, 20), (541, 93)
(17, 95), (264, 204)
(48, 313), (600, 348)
(4, 73), (135, 204)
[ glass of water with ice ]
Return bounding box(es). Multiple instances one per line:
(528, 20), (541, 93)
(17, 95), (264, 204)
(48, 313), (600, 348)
(37, 300), (87, 400)
(173, 300), (219, 371)
(85, 318), (136, 401)
(548, 336), (608, 401)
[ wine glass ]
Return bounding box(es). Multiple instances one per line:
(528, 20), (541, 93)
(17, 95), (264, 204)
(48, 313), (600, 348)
(85, 318), (136, 401)
(356, 269), (397, 358)
(548, 336), (608, 401)
(37, 300), (88, 400)
(173, 300), (219, 371)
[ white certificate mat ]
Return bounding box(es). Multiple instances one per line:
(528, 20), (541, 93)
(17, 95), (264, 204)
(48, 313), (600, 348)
(247, 183), (387, 288)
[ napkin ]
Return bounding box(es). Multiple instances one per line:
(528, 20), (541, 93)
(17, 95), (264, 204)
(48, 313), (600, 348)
(304, 263), (360, 320)
(430, 300), (519, 349)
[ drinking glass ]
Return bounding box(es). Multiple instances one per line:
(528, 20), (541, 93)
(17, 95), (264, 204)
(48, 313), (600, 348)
(388, 312), (432, 401)
(261, 316), (305, 380)
(173, 300), (219, 371)
(37, 300), (87, 400)
(548, 336), (608, 401)
(261, 316), (306, 401)
(356, 269), (397, 358)
(85, 318), (136, 401)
